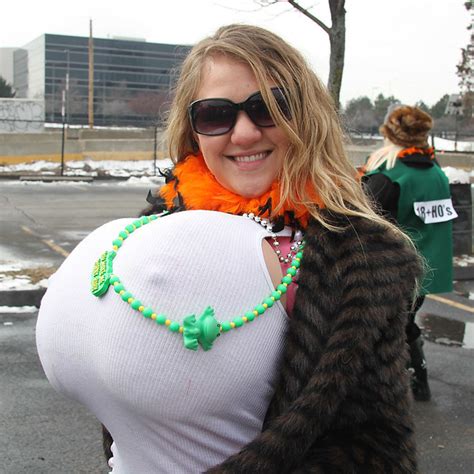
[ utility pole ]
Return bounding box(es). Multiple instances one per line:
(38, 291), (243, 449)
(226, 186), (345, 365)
(60, 48), (70, 176)
(88, 19), (94, 129)
(60, 89), (66, 175)
(64, 49), (70, 126)
(153, 125), (158, 176)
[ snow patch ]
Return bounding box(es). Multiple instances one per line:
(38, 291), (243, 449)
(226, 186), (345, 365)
(453, 255), (474, 267)
(0, 306), (38, 313)
(0, 276), (47, 290)
(0, 261), (46, 272)
(0, 179), (92, 186)
(0, 261), (53, 290)
(434, 137), (474, 152)
(118, 176), (164, 185)
(0, 158), (173, 177)
(442, 167), (470, 184)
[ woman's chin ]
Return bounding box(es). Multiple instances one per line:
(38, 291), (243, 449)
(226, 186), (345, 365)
(229, 183), (272, 199)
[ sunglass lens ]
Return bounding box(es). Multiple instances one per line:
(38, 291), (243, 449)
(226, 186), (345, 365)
(246, 93), (273, 127)
(246, 89), (291, 127)
(273, 89), (291, 121)
(192, 100), (235, 135)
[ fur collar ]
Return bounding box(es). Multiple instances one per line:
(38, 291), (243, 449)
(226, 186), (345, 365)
(398, 146), (435, 160)
(398, 146), (436, 168)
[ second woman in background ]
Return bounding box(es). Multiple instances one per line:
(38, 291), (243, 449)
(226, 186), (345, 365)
(363, 105), (455, 401)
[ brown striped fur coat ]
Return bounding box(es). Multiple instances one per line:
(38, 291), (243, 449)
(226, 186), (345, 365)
(206, 211), (422, 473)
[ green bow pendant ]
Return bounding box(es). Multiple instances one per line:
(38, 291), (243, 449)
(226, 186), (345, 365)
(183, 306), (221, 351)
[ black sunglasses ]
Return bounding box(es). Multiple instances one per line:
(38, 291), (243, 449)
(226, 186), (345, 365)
(188, 87), (291, 136)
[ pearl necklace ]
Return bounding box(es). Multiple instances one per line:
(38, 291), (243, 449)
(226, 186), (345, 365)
(243, 212), (304, 264)
(91, 212), (304, 352)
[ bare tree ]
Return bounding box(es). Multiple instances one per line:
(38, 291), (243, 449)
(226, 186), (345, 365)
(259, 0), (346, 109)
(128, 91), (171, 123)
(456, 1), (474, 118)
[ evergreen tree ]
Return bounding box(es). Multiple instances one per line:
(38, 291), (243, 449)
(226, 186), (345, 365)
(343, 96), (377, 131)
(0, 76), (15, 98)
(373, 93), (400, 124)
(430, 94), (450, 118)
(415, 100), (430, 113)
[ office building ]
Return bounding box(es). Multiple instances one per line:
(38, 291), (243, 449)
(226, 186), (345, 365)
(5, 34), (190, 127)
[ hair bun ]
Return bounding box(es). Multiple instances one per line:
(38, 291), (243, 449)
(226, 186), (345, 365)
(380, 105), (433, 148)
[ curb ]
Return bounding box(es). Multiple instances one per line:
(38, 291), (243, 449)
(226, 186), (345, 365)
(0, 288), (46, 307)
(19, 175), (94, 182)
(453, 266), (474, 281)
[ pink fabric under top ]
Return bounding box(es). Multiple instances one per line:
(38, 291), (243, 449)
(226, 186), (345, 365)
(266, 236), (298, 316)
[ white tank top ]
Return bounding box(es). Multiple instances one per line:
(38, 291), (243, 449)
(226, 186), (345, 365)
(36, 210), (289, 473)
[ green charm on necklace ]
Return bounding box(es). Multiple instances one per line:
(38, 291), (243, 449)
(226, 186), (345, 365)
(91, 250), (116, 297)
(183, 306), (221, 351)
(90, 211), (304, 352)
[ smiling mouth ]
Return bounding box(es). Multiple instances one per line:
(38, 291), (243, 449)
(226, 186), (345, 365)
(228, 151), (269, 162)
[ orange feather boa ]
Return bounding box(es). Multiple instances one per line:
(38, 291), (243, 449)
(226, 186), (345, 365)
(159, 153), (323, 228)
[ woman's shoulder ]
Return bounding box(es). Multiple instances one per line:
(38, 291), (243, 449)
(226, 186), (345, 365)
(306, 212), (422, 276)
(308, 210), (404, 242)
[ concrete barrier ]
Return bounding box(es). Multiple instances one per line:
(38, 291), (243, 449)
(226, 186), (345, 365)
(0, 128), (166, 165)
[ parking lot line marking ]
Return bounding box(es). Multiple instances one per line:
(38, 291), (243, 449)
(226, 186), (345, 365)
(426, 294), (474, 314)
(21, 226), (70, 258)
(42, 239), (70, 258)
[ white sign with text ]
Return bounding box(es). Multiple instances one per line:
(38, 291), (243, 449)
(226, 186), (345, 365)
(413, 198), (458, 224)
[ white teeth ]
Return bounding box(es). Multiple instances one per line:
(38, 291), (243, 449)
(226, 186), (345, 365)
(233, 152), (267, 162)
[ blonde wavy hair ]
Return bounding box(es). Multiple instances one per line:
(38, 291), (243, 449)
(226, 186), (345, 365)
(166, 24), (398, 231)
(365, 139), (404, 172)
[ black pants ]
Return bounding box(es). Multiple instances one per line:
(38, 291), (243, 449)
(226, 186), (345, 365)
(406, 295), (425, 344)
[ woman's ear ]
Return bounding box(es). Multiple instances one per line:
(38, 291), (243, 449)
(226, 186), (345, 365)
(192, 134), (200, 153)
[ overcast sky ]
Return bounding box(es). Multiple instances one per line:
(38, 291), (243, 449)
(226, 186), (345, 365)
(0, 0), (470, 107)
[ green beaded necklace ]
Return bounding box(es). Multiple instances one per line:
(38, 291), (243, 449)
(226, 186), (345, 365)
(91, 211), (304, 352)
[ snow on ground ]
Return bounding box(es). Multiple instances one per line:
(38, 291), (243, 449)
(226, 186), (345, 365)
(0, 176), (163, 186)
(0, 306), (37, 314)
(442, 167), (471, 184)
(0, 158), (173, 178)
(434, 137), (474, 152)
(0, 261), (53, 290)
(116, 176), (164, 186)
(453, 255), (474, 267)
(0, 180), (95, 186)
(353, 135), (473, 152)
(65, 158), (173, 177)
(2, 161), (57, 173)
(0, 276), (48, 290)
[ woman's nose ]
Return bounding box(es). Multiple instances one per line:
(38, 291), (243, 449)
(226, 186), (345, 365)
(230, 111), (262, 146)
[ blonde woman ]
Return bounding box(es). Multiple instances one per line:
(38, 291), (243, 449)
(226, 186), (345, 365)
(363, 105), (455, 402)
(37, 25), (421, 473)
